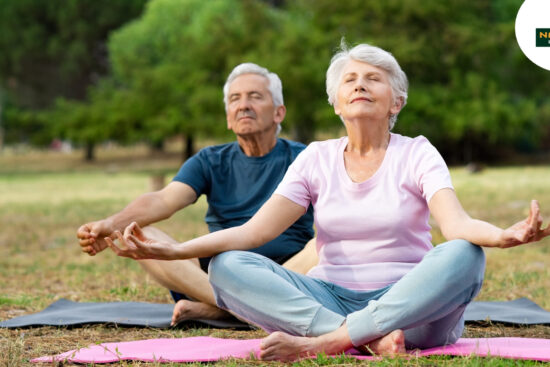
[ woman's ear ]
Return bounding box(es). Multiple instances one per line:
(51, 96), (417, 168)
(333, 102), (341, 116)
(390, 96), (404, 115)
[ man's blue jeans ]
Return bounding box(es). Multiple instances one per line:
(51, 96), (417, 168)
(209, 239), (485, 349)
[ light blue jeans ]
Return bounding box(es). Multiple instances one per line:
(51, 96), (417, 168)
(209, 239), (485, 349)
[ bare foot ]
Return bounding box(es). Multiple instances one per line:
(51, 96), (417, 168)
(259, 331), (326, 362)
(363, 329), (406, 356)
(170, 300), (231, 326)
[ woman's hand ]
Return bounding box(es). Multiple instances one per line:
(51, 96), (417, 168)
(498, 200), (550, 248)
(105, 222), (177, 260)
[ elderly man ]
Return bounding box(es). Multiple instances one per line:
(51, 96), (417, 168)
(77, 63), (316, 324)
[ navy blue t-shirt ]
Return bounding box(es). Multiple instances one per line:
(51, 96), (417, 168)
(172, 138), (314, 272)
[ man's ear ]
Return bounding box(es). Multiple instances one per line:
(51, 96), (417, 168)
(226, 113), (232, 130)
(274, 105), (286, 124)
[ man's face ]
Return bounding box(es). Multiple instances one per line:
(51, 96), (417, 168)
(226, 74), (284, 136)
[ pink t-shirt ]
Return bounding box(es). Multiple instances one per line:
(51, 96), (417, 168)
(274, 133), (453, 291)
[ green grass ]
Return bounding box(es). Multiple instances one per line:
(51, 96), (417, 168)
(0, 147), (549, 365)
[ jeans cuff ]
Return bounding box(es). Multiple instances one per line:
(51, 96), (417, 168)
(346, 306), (384, 347)
(307, 307), (346, 337)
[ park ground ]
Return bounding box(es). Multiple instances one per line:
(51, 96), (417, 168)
(0, 142), (549, 366)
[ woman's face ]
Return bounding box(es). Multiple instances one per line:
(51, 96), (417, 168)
(334, 59), (401, 124)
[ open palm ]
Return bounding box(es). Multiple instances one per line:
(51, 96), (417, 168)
(500, 200), (550, 248)
(105, 222), (177, 260)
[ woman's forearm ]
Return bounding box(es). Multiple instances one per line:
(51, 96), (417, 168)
(443, 218), (504, 247)
(173, 224), (264, 259)
(432, 190), (548, 249)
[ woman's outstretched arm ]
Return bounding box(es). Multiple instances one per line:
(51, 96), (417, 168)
(428, 188), (550, 248)
(106, 194), (307, 260)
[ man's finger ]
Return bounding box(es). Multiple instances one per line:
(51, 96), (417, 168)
(79, 238), (93, 247)
(76, 225), (91, 239)
(81, 245), (94, 254)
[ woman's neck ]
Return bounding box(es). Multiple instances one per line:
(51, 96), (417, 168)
(344, 118), (390, 156)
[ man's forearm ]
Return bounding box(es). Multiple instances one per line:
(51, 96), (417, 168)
(106, 192), (174, 232)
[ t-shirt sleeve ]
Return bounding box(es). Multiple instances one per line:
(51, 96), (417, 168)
(273, 144), (313, 209)
(411, 136), (453, 203)
(172, 151), (209, 196)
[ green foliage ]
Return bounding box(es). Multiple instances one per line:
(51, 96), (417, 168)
(252, 6), (335, 141)
(0, 0), (147, 157)
(0, 0), (147, 108)
(290, 0), (550, 160)
(3, 106), (53, 147)
(1, 0), (549, 162)
(105, 0), (291, 147)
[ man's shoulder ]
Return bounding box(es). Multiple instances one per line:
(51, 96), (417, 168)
(277, 138), (307, 155)
(193, 141), (239, 160)
(278, 137), (306, 149)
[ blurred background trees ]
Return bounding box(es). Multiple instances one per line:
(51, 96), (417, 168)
(0, 0), (548, 163)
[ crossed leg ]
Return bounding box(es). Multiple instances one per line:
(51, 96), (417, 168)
(209, 240), (486, 361)
(136, 226), (229, 324)
(137, 226), (318, 324)
(259, 326), (405, 361)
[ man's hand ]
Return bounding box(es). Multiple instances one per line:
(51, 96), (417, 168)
(77, 220), (114, 256)
(499, 200), (550, 248)
(105, 222), (177, 260)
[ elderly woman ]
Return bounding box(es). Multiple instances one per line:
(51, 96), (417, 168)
(108, 43), (550, 361)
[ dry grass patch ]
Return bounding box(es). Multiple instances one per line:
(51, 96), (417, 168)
(1, 151), (549, 366)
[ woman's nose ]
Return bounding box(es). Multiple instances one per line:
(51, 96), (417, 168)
(354, 79), (368, 92)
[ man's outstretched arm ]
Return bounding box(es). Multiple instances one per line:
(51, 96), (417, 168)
(77, 181), (197, 255)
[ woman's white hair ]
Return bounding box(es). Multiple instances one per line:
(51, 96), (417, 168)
(223, 62), (284, 135)
(326, 42), (408, 130)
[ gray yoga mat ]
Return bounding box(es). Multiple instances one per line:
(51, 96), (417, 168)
(1, 297), (549, 329)
(0, 298), (250, 329)
(463, 297), (550, 325)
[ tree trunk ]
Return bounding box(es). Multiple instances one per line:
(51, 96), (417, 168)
(183, 134), (194, 161)
(84, 141), (95, 161)
(0, 89), (3, 153)
(292, 121), (314, 144)
(149, 174), (165, 191)
(150, 139), (164, 155)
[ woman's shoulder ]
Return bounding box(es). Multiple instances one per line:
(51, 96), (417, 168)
(289, 137), (346, 169)
(305, 137), (347, 152)
(391, 133), (438, 153)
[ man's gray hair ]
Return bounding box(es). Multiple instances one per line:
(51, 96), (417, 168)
(223, 63), (284, 135)
(326, 42), (408, 130)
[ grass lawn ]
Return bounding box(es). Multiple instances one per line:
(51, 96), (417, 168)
(0, 147), (549, 366)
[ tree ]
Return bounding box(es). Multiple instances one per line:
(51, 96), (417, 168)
(290, 0), (550, 162)
(104, 0), (292, 157)
(0, 0), (147, 157)
(0, 0), (147, 109)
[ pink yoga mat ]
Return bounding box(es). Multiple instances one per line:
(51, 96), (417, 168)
(31, 336), (550, 363)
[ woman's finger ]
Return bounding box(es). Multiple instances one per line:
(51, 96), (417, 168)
(132, 222), (144, 238)
(527, 200), (540, 235)
(105, 237), (120, 255)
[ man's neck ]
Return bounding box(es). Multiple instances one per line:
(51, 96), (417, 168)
(236, 132), (278, 157)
